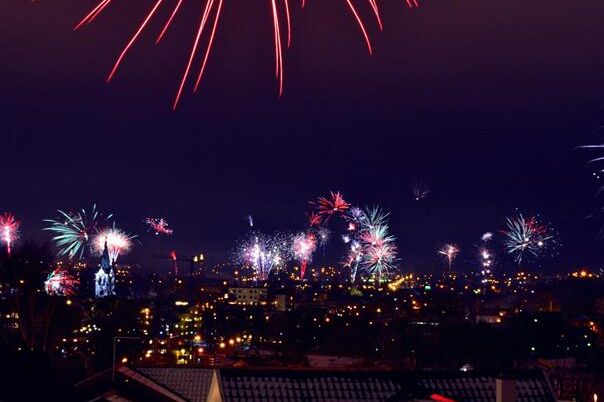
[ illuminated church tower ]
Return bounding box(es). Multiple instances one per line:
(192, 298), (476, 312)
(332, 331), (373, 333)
(95, 240), (115, 298)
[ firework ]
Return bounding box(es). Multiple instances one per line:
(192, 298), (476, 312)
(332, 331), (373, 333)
(316, 226), (331, 247)
(309, 212), (322, 227)
(359, 206), (389, 231)
(501, 213), (554, 264)
(345, 206), (363, 222)
(247, 215), (254, 228)
(312, 191), (350, 221)
(44, 205), (113, 260)
(341, 204), (398, 282)
(343, 239), (363, 282)
(343, 206), (364, 232)
(362, 240), (397, 279)
(438, 243), (459, 270)
(74, 1), (419, 107)
(45, 268), (79, 296)
(360, 224), (392, 247)
(359, 223), (397, 282)
(0, 213), (20, 256)
(144, 217), (174, 236)
(292, 232), (317, 280)
(92, 225), (136, 263)
(412, 181), (430, 201)
(578, 135), (604, 237)
(237, 232), (290, 281)
(169, 250), (179, 275)
(478, 247), (493, 268)
(481, 232), (493, 242)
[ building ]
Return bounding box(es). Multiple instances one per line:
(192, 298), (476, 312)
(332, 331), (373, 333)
(95, 240), (115, 298)
(76, 366), (557, 402)
(227, 288), (267, 305)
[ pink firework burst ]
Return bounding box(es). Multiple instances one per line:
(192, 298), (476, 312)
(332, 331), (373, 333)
(292, 232), (316, 280)
(74, 0), (419, 108)
(92, 226), (136, 263)
(438, 243), (459, 271)
(312, 191), (350, 221)
(144, 217), (174, 236)
(0, 213), (20, 256)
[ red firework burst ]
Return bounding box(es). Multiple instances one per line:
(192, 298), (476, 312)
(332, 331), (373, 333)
(312, 191), (350, 220)
(74, 0), (420, 108)
(145, 217), (174, 236)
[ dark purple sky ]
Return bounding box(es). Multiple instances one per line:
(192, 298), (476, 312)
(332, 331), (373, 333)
(1, 0), (604, 272)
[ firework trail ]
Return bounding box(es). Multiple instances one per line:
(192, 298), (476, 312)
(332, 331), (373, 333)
(412, 181), (430, 201)
(170, 250), (179, 276)
(236, 231), (291, 281)
(73, 0), (420, 107)
(0, 213), (20, 256)
(144, 217), (173, 236)
(45, 268), (79, 296)
(92, 224), (136, 263)
(501, 213), (555, 264)
(44, 205), (113, 260)
(476, 232), (495, 274)
(341, 206), (365, 281)
(343, 239), (363, 283)
(247, 215), (254, 228)
(292, 232), (317, 280)
(438, 243), (459, 271)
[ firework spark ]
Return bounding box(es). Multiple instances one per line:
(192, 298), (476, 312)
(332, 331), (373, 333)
(292, 232), (317, 280)
(438, 243), (459, 270)
(44, 205), (113, 260)
(74, 1), (420, 107)
(92, 225), (136, 263)
(45, 268), (79, 296)
(501, 213), (554, 264)
(0, 213), (20, 256)
(144, 217), (173, 236)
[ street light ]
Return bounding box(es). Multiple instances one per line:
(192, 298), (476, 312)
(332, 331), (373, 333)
(112, 336), (139, 383)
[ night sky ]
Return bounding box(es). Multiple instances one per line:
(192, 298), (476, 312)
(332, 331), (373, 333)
(2, 0), (604, 272)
